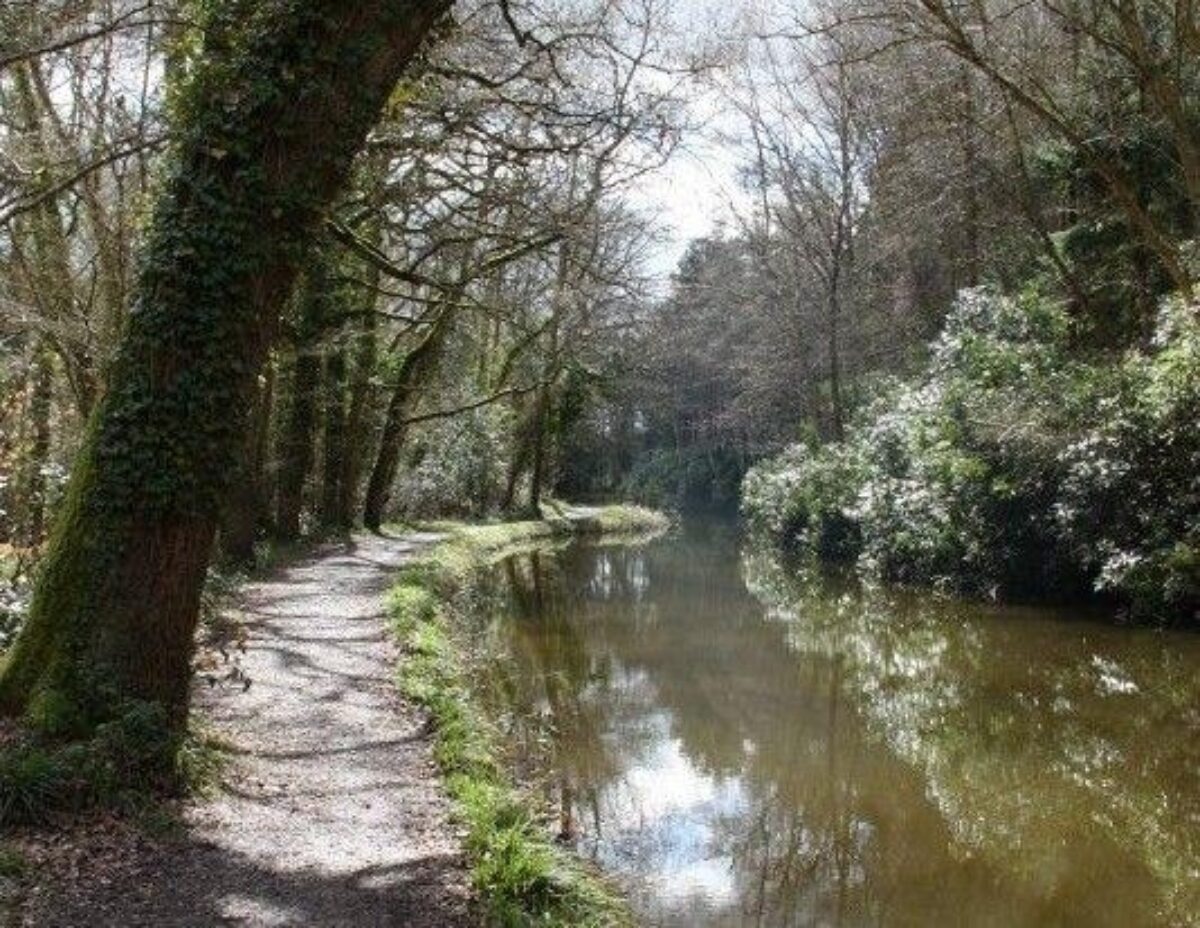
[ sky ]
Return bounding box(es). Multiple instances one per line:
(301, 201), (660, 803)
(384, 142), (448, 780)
(628, 0), (786, 281)
(636, 120), (744, 279)
(623, 0), (742, 281)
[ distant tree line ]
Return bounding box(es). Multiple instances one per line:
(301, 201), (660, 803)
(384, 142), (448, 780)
(728, 1), (1200, 621)
(626, 0), (1199, 510)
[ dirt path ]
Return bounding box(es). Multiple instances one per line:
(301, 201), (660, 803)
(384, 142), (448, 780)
(21, 533), (472, 927)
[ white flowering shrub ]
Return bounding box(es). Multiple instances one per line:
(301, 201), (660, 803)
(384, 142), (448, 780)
(745, 286), (1200, 621)
(742, 440), (865, 561)
(1056, 296), (1200, 620)
(852, 381), (971, 587)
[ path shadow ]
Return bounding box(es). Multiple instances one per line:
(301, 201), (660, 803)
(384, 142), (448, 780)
(32, 835), (470, 927)
(24, 532), (472, 927)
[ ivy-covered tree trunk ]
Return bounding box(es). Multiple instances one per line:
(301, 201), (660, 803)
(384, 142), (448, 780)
(218, 371), (273, 567)
(0, 0), (450, 734)
(319, 346), (348, 529)
(502, 400), (536, 514)
(275, 263), (328, 541)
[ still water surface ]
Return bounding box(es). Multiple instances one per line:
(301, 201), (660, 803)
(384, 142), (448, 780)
(465, 521), (1200, 927)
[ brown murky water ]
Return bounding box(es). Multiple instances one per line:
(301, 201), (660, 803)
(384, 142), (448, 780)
(463, 520), (1200, 927)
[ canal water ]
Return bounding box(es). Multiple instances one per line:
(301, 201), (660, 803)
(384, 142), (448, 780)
(461, 520), (1200, 927)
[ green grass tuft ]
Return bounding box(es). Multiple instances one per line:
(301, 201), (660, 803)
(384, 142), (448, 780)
(0, 703), (229, 826)
(0, 843), (26, 879)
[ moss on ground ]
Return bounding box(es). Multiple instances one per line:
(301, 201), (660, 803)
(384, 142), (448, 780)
(0, 707), (228, 827)
(387, 505), (667, 927)
(0, 841), (26, 928)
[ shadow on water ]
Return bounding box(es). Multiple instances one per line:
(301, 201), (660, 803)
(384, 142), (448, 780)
(459, 516), (1200, 928)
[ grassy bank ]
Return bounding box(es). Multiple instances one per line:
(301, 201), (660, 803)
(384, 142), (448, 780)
(387, 504), (667, 927)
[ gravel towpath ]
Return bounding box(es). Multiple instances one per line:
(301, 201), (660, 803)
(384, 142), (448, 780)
(21, 533), (472, 927)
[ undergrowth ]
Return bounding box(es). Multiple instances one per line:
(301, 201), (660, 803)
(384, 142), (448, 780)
(388, 506), (665, 927)
(0, 567), (238, 827)
(0, 701), (227, 826)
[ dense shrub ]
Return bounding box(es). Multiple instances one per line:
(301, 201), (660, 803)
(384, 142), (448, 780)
(391, 408), (509, 520)
(1055, 298), (1200, 620)
(743, 287), (1200, 622)
(742, 441), (864, 561)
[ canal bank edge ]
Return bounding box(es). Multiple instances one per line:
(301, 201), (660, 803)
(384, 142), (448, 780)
(386, 505), (669, 927)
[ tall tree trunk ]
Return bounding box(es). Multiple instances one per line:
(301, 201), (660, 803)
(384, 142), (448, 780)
(276, 263), (327, 541)
(828, 282), (845, 442)
(0, 0), (450, 735)
(526, 233), (570, 514)
(219, 442), (260, 568)
(254, 362), (277, 533)
(218, 371), (272, 568)
(528, 389), (551, 514)
(502, 400), (535, 514)
(319, 345), (347, 529)
(18, 342), (54, 548)
(362, 309), (452, 531)
(340, 308), (378, 527)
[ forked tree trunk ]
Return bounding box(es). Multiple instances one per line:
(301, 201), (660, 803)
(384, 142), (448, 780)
(361, 309), (453, 531)
(0, 0), (450, 734)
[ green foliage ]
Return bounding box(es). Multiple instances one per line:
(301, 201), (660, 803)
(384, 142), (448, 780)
(393, 407), (510, 520)
(0, 743), (63, 823)
(1031, 116), (1191, 341)
(851, 288), (1083, 596)
(744, 287), (1200, 622)
(0, 700), (226, 825)
(1055, 297), (1200, 620)
(623, 445), (746, 511)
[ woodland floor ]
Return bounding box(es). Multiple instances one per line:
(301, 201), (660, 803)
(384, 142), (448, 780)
(13, 532), (473, 927)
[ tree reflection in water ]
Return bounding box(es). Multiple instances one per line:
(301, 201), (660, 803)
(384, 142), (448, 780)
(456, 521), (1200, 927)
